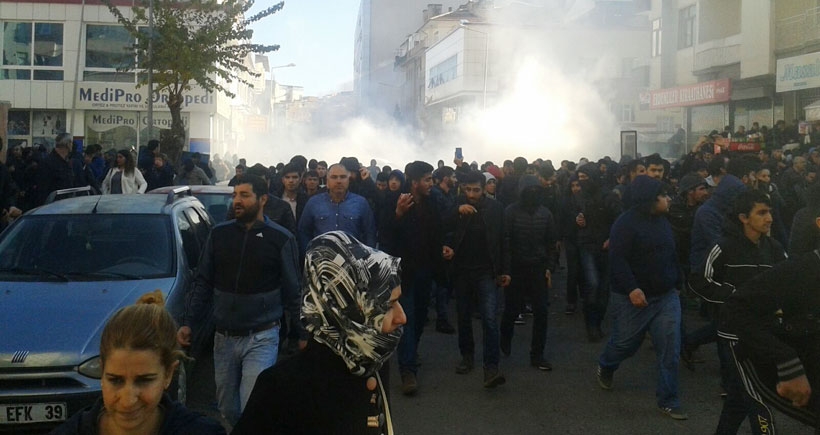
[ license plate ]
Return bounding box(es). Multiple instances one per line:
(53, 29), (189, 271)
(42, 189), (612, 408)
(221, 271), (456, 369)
(0, 403), (67, 424)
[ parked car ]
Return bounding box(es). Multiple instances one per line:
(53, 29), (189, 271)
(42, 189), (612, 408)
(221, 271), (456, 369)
(148, 185), (233, 224)
(0, 187), (213, 432)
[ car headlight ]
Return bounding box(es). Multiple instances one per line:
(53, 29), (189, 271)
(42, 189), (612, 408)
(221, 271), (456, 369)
(78, 356), (102, 379)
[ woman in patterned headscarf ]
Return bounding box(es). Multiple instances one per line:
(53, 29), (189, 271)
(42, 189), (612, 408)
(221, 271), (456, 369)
(232, 231), (406, 435)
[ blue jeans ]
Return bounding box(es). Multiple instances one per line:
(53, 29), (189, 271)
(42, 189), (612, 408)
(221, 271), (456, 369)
(599, 290), (682, 408)
(397, 268), (433, 374)
(579, 245), (609, 328)
(454, 270), (500, 369)
(213, 326), (280, 426)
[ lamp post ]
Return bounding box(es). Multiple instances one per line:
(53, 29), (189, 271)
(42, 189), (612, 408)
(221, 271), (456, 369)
(459, 20), (489, 110)
(147, 0), (154, 144)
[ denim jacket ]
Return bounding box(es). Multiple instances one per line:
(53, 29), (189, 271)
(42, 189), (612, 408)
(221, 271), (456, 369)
(298, 191), (376, 258)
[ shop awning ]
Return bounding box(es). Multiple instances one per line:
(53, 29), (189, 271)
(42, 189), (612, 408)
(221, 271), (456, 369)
(805, 99), (820, 121)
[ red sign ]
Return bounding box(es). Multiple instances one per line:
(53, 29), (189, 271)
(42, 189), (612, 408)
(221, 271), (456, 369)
(728, 142), (761, 152)
(648, 79), (731, 109)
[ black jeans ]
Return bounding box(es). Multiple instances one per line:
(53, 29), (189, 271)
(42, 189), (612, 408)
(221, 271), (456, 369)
(565, 239), (582, 306)
(500, 264), (549, 360)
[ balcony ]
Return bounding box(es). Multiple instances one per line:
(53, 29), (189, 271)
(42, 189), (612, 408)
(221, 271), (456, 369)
(776, 7), (820, 52)
(693, 35), (742, 72)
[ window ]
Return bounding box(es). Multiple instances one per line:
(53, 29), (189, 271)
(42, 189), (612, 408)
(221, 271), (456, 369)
(1, 22), (64, 80)
(84, 25), (136, 82)
(678, 6), (696, 49)
(177, 214), (201, 269)
(621, 104), (635, 123)
(428, 55), (458, 88)
(651, 19), (662, 57)
(6, 110), (67, 154)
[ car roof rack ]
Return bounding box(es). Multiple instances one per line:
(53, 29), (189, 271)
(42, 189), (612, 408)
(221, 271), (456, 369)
(166, 186), (193, 205)
(45, 186), (98, 204)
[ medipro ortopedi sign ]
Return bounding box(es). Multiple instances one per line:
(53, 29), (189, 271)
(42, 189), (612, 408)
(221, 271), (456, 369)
(776, 52), (820, 93)
(76, 83), (214, 112)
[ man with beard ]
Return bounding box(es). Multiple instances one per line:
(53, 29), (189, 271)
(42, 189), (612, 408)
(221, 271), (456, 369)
(177, 175), (302, 427)
(443, 170), (510, 389)
(381, 161), (448, 394)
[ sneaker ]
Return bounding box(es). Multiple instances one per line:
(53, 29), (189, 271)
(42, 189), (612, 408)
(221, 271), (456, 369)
(596, 365), (613, 390)
(514, 314), (526, 325)
(500, 337), (511, 357)
(435, 319), (455, 334)
(531, 358), (553, 371)
(483, 367), (506, 388)
(455, 355), (474, 374)
(564, 304), (576, 315)
(658, 406), (689, 420)
(400, 371), (418, 396)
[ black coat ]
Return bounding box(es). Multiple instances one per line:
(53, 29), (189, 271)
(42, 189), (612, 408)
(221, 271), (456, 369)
(34, 151), (74, 207)
(50, 393), (225, 435)
(445, 195), (510, 277)
(379, 188), (448, 275)
(232, 343), (392, 435)
(504, 202), (557, 270)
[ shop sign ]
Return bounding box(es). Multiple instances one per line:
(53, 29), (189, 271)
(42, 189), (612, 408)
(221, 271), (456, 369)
(86, 112), (189, 132)
(76, 83), (214, 112)
(776, 52), (820, 93)
(646, 79), (731, 109)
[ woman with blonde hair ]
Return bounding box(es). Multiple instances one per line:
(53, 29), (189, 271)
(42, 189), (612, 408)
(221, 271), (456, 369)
(102, 149), (147, 194)
(53, 290), (225, 434)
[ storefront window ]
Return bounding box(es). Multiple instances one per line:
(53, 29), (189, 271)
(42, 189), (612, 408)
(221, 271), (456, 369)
(85, 111), (189, 152)
(690, 104), (726, 139)
(6, 110), (66, 153)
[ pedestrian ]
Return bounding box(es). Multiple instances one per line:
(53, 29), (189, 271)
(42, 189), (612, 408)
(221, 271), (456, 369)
(720, 248), (820, 434)
(298, 163), (376, 258)
(174, 158), (211, 186)
(596, 175), (687, 420)
(443, 170), (510, 389)
(53, 290), (225, 435)
(71, 147), (101, 194)
(101, 149), (147, 195)
(145, 153), (175, 191)
(380, 161), (447, 395)
(33, 132), (74, 206)
(500, 174), (557, 371)
(232, 231), (406, 434)
(176, 175), (302, 427)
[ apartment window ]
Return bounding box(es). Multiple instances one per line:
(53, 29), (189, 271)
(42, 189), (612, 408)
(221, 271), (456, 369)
(621, 104), (635, 123)
(678, 6), (696, 49)
(428, 55), (457, 89)
(84, 25), (137, 82)
(651, 19), (662, 57)
(1, 22), (64, 80)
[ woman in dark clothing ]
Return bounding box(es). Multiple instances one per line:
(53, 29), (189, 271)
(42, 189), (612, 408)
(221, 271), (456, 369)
(232, 231), (407, 435)
(51, 291), (225, 435)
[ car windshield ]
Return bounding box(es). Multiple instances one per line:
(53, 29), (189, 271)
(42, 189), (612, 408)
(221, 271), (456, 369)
(196, 193), (232, 223)
(0, 215), (174, 281)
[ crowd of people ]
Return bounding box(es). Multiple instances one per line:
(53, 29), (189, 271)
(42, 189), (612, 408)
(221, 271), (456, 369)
(23, 124), (819, 433)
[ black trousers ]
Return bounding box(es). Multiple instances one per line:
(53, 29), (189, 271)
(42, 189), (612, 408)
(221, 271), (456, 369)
(500, 264), (549, 360)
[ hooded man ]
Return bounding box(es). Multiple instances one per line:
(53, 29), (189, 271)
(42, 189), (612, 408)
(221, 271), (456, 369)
(597, 175), (686, 420)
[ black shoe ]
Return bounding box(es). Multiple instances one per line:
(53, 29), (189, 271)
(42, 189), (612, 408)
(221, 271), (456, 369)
(500, 337), (511, 357)
(483, 367), (506, 388)
(436, 319), (455, 334)
(564, 304), (576, 315)
(596, 365), (613, 390)
(531, 358), (553, 371)
(400, 371), (418, 396)
(455, 356), (474, 374)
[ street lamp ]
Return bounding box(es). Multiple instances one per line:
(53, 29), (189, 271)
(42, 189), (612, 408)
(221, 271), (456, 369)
(460, 20), (489, 110)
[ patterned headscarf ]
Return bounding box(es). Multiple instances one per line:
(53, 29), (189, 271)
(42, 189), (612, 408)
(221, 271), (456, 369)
(301, 231), (403, 377)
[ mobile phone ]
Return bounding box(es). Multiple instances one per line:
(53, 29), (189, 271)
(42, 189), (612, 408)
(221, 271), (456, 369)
(455, 147), (463, 160)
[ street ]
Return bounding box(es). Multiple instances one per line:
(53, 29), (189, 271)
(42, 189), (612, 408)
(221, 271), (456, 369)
(188, 265), (816, 435)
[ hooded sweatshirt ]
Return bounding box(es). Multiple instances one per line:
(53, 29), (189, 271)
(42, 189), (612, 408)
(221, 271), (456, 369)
(690, 175), (746, 269)
(609, 176), (680, 297)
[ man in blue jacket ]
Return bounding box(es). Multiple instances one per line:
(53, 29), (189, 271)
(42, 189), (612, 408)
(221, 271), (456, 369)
(596, 175), (687, 420)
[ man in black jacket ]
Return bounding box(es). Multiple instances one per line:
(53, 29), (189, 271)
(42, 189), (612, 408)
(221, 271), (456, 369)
(380, 161), (446, 395)
(720, 247), (820, 434)
(34, 132), (74, 207)
(443, 170), (510, 389)
(500, 175), (557, 371)
(689, 189), (788, 434)
(177, 175), (302, 426)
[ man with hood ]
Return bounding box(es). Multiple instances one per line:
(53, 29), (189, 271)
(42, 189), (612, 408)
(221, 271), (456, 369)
(690, 174), (747, 270)
(575, 163), (621, 342)
(500, 174), (557, 371)
(596, 175), (686, 420)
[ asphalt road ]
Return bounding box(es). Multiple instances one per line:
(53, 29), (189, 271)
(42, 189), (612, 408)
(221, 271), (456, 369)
(188, 266), (816, 435)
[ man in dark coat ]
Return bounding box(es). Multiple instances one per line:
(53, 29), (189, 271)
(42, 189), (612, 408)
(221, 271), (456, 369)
(33, 133), (74, 207)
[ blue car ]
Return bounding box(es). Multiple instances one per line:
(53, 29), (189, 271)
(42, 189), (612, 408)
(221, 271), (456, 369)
(0, 188), (213, 432)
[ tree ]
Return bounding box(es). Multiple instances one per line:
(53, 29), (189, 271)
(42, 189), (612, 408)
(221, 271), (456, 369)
(104, 0), (284, 164)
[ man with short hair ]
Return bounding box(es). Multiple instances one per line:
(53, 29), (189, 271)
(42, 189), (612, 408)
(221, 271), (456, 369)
(228, 165), (245, 187)
(689, 190), (788, 434)
(381, 161), (448, 394)
(315, 161), (327, 188)
(177, 175), (302, 426)
(34, 132), (74, 207)
(443, 170), (510, 389)
(597, 175), (686, 420)
(375, 172), (389, 191)
(303, 170), (322, 197)
(645, 154), (666, 181)
(298, 163), (376, 258)
(279, 163), (307, 224)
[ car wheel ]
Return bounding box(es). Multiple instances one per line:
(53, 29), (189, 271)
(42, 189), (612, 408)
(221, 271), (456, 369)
(169, 360), (187, 405)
